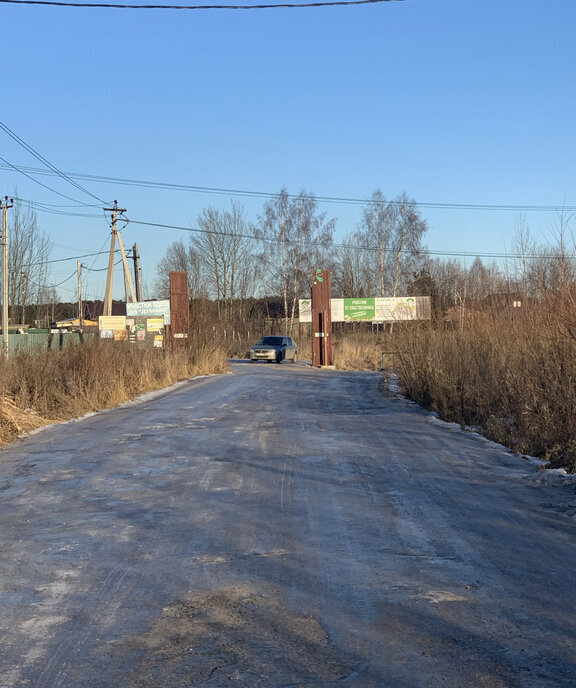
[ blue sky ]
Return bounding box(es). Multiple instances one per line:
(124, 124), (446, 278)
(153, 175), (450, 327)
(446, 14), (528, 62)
(1, 0), (575, 301)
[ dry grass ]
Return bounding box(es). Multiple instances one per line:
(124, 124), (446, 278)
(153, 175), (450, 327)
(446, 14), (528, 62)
(332, 333), (386, 371)
(392, 308), (576, 473)
(0, 339), (228, 446)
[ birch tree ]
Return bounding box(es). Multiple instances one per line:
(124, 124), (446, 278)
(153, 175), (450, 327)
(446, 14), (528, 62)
(258, 189), (335, 330)
(389, 193), (428, 296)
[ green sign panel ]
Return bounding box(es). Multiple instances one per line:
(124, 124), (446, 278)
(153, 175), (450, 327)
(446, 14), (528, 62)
(343, 298), (376, 321)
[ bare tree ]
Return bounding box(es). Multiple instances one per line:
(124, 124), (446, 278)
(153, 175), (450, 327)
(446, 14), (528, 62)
(356, 189), (393, 296)
(258, 189), (335, 331)
(347, 191), (427, 299)
(9, 199), (51, 325)
(547, 206), (576, 297)
(389, 193), (428, 297)
(155, 239), (204, 299)
(510, 213), (536, 302)
(191, 202), (258, 320)
(333, 235), (371, 297)
(466, 257), (507, 303)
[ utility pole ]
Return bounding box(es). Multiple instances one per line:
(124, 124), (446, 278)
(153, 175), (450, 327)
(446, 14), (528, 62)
(116, 230), (136, 304)
(132, 243), (143, 302)
(77, 261), (83, 329)
(103, 201), (131, 316)
(1, 197), (13, 356)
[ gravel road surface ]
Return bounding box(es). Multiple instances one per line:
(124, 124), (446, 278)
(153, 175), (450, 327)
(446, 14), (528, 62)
(0, 361), (575, 687)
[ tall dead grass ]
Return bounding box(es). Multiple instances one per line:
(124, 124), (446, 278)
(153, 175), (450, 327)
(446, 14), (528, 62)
(393, 308), (576, 473)
(0, 339), (228, 446)
(332, 332), (387, 371)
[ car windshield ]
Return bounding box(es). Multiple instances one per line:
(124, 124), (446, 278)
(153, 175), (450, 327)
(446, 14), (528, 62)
(257, 337), (283, 346)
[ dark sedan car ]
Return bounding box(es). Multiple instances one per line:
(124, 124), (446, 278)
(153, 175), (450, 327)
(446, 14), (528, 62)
(249, 336), (298, 364)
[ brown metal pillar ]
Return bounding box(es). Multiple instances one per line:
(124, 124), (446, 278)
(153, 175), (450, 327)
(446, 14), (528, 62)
(169, 271), (190, 347)
(311, 269), (333, 367)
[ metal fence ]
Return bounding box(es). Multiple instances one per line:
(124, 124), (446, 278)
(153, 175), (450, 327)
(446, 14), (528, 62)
(7, 330), (97, 353)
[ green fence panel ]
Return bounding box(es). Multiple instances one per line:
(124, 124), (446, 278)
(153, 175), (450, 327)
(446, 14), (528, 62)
(6, 331), (97, 353)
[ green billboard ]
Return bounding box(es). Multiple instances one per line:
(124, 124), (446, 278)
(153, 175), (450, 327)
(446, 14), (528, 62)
(343, 298), (376, 321)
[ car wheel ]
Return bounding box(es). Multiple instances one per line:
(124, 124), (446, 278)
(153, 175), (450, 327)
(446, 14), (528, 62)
(250, 359), (255, 364)
(292, 352), (297, 363)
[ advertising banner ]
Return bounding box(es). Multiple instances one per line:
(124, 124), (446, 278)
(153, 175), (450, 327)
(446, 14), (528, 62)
(126, 300), (171, 325)
(299, 296), (431, 323)
(99, 315), (127, 340)
(343, 298), (376, 321)
(126, 316), (165, 349)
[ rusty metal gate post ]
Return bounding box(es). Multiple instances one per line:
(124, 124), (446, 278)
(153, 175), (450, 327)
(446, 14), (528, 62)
(169, 271), (190, 348)
(311, 268), (333, 367)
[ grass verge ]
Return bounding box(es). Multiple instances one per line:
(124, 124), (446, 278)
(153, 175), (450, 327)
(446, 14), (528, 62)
(393, 309), (576, 473)
(0, 339), (228, 446)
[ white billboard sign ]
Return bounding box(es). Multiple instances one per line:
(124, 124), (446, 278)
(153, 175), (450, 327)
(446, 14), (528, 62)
(126, 299), (171, 325)
(298, 296), (431, 323)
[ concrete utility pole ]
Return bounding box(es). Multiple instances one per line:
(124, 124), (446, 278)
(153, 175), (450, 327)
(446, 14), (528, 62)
(116, 230), (136, 304)
(1, 197), (13, 356)
(132, 243), (142, 302)
(103, 201), (135, 316)
(77, 261), (83, 329)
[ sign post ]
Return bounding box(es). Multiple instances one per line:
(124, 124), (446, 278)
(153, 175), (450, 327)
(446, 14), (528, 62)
(311, 269), (333, 367)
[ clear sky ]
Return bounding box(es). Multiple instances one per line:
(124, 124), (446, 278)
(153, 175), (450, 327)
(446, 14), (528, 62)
(1, 0), (575, 302)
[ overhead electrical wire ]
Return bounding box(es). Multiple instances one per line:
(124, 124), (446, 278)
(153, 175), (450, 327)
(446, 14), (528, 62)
(0, 0), (402, 9)
(28, 250), (120, 267)
(24, 269), (79, 292)
(83, 259), (123, 272)
(127, 217), (573, 261)
(0, 120), (109, 206)
(2, 159), (105, 209)
(2, 163), (574, 213)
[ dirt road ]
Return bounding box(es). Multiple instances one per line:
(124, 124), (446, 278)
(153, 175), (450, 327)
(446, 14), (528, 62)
(0, 361), (575, 687)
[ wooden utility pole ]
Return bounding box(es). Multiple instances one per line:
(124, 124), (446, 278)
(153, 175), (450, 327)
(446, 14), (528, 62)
(1, 197), (13, 356)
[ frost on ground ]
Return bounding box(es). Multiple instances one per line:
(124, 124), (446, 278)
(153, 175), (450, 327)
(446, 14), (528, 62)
(382, 370), (576, 496)
(1, 363), (575, 687)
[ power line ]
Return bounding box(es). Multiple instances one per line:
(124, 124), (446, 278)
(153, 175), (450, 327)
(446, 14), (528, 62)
(0, 0), (402, 9)
(0, 120), (109, 206)
(3, 159), (105, 209)
(83, 258), (123, 272)
(2, 163), (574, 213)
(127, 217), (576, 261)
(27, 269), (79, 290)
(31, 250), (120, 267)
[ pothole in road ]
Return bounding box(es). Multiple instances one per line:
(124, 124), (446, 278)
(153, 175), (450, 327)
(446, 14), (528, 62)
(123, 584), (361, 687)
